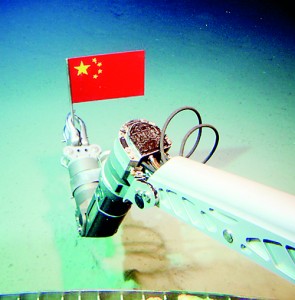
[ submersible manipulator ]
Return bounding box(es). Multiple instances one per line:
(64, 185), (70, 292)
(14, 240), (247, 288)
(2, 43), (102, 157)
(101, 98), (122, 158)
(61, 105), (295, 285)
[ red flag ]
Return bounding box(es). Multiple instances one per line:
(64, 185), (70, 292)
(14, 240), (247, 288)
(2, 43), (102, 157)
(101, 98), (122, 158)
(67, 50), (145, 103)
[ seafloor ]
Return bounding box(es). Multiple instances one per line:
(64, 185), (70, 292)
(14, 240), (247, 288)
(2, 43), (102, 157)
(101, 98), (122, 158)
(1, 0), (295, 299)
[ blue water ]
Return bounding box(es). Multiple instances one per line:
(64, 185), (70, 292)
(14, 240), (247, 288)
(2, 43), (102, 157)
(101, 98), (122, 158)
(1, 0), (295, 298)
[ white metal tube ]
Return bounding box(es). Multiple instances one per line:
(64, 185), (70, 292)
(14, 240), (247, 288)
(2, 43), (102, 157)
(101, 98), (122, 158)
(150, 156), (295, 241)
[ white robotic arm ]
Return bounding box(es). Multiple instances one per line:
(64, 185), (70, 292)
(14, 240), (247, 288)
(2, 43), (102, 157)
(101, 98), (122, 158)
(144, 156), (295, 284)
(61, 107), (295, 284)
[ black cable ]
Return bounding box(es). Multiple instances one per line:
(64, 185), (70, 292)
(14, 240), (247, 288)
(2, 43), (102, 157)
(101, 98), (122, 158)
(179, 124), (219, 163)
(160, 106), (219, 164)
(160, 106), (203, 163)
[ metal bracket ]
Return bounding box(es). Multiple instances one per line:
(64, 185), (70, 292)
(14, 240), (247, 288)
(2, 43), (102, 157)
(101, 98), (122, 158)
(124, 179), (158, 209)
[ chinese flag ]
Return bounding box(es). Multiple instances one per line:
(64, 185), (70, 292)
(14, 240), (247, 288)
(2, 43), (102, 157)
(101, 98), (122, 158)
(67, 50), (145, 103)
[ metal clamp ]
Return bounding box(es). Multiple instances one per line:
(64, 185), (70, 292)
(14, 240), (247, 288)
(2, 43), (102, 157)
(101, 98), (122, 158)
(63, 113), (89, 146)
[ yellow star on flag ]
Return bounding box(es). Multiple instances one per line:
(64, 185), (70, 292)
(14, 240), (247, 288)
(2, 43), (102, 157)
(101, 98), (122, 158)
(74, 61), (91, 75)
(67, 50), (145, 103)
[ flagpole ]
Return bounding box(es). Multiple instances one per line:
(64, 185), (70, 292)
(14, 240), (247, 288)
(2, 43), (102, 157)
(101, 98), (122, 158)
(66, 58), (76, 126)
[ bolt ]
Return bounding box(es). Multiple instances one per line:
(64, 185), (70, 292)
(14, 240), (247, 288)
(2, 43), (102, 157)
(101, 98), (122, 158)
(223, 229), (234, 243)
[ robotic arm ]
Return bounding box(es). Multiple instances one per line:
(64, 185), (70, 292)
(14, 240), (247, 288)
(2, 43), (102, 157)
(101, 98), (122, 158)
(61, 107), (295, 284)
(61, 113), (173, 237)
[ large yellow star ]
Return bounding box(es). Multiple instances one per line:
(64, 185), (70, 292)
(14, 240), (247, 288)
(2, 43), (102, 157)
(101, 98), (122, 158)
(74, 61), (90, 75)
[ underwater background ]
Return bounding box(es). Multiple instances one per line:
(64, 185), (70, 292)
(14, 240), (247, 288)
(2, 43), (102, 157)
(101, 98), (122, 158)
(1, 0), (295, 298)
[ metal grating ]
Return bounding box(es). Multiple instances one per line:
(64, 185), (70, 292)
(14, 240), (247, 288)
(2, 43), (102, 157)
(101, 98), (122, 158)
(0, 290), (257, 300)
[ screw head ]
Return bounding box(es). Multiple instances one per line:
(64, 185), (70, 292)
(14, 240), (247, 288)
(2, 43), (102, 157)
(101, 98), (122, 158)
(223, 229), (234, 243)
